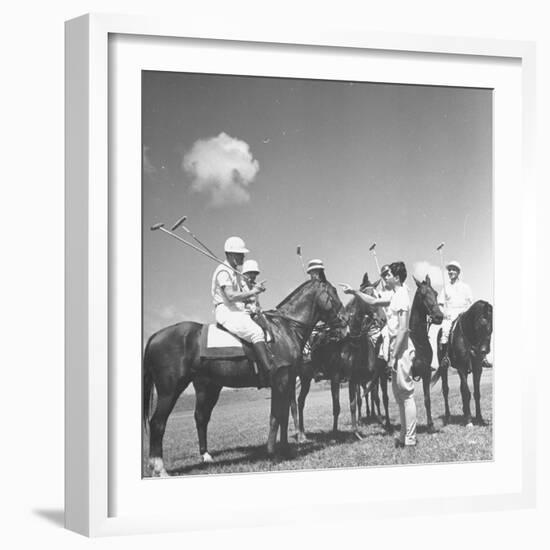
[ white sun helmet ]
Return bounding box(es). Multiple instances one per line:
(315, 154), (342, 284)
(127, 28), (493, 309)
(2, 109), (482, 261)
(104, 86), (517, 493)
(306, 258), (325, 273)
(242, 259), (260, 274)
(224, 236), (249, 254)
(446, 260), (462, 273)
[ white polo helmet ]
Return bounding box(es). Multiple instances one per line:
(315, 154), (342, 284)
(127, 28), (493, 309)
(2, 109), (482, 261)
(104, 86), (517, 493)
(306, 258), (325, 273)
(242, 259), (260, 274)
(224, 236), (249, 254)
(446, 260), (462, 272)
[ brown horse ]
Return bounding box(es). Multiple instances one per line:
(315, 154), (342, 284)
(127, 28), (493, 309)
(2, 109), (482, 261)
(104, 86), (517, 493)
(433, 300), (493, 426)
(290, 290), (390, 442)
(142, 279), (346, 477)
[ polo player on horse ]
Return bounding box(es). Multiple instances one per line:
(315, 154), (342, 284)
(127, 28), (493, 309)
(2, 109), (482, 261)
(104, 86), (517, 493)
(439, 260), (473, 369)
(211, 236), (275, 387)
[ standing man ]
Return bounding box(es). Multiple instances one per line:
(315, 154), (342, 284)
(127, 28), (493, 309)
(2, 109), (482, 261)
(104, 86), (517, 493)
(440, 260), (473, 368)
(340, 261), (417, 447)
(211, 237), (274, 388)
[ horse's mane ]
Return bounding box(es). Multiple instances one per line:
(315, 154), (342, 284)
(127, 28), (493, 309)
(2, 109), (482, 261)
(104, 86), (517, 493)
(275, 280), (312, 309)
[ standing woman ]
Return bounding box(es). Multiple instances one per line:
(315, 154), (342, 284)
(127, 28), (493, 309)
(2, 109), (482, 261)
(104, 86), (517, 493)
(340, 261), (416, 447)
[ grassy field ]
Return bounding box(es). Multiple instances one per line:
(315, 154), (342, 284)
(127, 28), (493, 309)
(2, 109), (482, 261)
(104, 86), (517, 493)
(143, 369), (493, 477)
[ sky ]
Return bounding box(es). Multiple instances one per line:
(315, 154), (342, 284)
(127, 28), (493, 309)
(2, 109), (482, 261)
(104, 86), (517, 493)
(142, 71), (492, 340)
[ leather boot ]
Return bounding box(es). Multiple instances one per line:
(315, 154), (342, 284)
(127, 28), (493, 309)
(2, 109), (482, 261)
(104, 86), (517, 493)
(252, 341), (275, 389)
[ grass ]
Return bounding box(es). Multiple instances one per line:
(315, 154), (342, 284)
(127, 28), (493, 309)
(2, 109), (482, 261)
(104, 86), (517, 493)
(142, 369), (492, 477)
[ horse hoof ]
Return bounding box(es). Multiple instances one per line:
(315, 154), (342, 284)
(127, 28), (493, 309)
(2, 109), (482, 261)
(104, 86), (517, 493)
(466, 422), (474, 429)
(149, 457), (169, 478)
(202, 452), (214, 463)
(296, 433), (309, 444)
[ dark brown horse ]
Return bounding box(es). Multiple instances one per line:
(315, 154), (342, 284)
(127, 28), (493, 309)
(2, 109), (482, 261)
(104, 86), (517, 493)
(408, 275), (444, 432)
(143, 279), (346, 477)
(290, 290), (390, 442)
(433, 300), (493, 426)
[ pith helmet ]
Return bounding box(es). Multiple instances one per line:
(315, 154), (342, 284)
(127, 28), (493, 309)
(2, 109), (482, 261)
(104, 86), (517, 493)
(242, 259), (260, 274)
(224, 236), (249, 254)
(306, 258), (325, 273)
(446, 260), (462, 272)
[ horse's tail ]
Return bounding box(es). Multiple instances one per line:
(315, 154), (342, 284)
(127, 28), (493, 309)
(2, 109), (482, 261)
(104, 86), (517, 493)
(142, 336), (155, 432)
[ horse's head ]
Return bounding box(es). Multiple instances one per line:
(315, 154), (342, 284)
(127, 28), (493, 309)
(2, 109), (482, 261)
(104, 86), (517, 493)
(314, 280), (348, 336)
(472, 301), (493, 356)
(413, 274), (444, 325)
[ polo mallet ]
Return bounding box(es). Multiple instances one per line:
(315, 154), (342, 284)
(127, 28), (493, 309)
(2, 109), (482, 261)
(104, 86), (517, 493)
(151, 223), (243, 278)
(369, 242), (381, 275)
(296, 245), (307, 277)
(171, 215), (217, 257)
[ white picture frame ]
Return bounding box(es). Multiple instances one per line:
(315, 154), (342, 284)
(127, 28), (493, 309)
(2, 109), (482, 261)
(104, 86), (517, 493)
(65, 13), (536, 537)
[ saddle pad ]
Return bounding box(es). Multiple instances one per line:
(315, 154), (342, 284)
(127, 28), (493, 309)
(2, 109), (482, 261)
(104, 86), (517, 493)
(199, 324), (246, 359)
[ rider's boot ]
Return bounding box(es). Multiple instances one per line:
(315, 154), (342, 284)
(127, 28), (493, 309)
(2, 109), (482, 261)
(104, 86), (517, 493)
(252, 341), (275, 389)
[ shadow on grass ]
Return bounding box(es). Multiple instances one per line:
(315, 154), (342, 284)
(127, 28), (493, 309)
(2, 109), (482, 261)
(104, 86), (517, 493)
(439, 414), (492, 427)
(168, 428), (388, 475)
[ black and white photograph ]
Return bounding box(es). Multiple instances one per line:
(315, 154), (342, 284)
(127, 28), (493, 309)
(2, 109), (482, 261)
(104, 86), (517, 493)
(141, 71), (493, 478)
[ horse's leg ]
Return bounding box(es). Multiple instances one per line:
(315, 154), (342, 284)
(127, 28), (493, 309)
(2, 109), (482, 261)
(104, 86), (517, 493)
(297, 375), (311, 443)
(193, 380), (222, 463)
(441, 366), (451, 425)
(472, 360), (485, 425)
(458, 367), (473, 427)
(149, 387), (186, 477)
(423, 372), (435, 433)
(290, 375), (299, 436)
(267, 367), (291, 456)
(349, 381), (362, 439)
(358, 384), (364, 420)
(331, 374), (341, 434)
(277, 368), (292, 454)
(372, 378), (382, 420)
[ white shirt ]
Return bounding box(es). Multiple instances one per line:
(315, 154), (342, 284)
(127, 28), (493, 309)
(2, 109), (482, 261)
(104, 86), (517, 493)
(444, 280), (473, 317)
(211, 262), (245, 311)
(386, 285), (410, 338)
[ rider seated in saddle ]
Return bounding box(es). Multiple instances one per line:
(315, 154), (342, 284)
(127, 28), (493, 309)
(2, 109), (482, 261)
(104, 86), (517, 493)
(305, 259), (330, 380)
(439, 260), (473, 369)
(211, 237), (275, 388)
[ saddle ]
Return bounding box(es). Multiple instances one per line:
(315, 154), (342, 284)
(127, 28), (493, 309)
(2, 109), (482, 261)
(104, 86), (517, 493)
(199, 319), (273, 360)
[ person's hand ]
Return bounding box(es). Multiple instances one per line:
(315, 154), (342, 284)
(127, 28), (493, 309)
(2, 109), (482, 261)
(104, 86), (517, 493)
(254, 280), (267, 294)
(338, 283), (354, 294)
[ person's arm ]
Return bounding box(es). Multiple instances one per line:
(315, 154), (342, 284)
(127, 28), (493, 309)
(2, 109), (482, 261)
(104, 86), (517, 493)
(223, 284), (264, 303)
(218, 271), (265, 303)
(339, 284), (391, 307)
(389, 309), (410, 367)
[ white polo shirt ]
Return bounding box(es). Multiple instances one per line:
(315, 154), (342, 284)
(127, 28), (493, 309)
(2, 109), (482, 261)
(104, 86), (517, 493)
(211, 262), (245, 311)
(444, 280), (473, 317)
(386, 285), (410, 338)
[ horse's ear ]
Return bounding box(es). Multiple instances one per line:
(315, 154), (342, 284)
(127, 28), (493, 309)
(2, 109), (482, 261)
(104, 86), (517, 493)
(425, 274), (431, 286)
(413, 276), (421, 287)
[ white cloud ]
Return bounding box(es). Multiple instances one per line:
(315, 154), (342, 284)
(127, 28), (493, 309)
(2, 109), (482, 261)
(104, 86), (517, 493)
(182, 132), (260, 206)
(412, 261), (447, 290)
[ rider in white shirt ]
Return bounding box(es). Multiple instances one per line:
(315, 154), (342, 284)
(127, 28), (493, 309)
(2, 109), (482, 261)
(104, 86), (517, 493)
(440, 260), (473, 368)
(211, 237), (274, 388)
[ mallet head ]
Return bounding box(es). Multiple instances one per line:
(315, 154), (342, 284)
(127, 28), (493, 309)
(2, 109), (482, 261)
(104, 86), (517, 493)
(436, 242), (445, 251)
(369, 243), (376, 252)
(171, 215), (187, 231)
(296, 245), (302, 256)
(150, 223), (165, 231)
